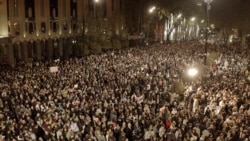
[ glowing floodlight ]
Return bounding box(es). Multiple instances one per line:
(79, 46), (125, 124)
(188, 68), (198, 77)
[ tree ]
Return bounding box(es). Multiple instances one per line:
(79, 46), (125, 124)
(211, 0), (237, 45)
(236, 0), (250, 46)
(122, 0), (144, 34)
(153, 0), (204, 42)
(212, 0), (250, 46)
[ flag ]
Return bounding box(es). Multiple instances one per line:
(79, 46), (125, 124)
(135, 95), (144, 104)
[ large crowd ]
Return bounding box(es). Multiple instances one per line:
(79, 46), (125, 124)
(0, 43), (250, 141)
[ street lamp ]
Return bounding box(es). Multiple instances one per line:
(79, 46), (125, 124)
(93, 0), (101, 41)
(204, 0), (213, 65)
(190, 17), (196, 22)
(149, 6), (156, 13)
(189, 17), (196, 40)
(94, 0), (100, 19)
(146, 6), (156, 46)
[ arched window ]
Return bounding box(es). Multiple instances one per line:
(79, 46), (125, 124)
(41, 22), (46, 33)
(13, 22), (20, 35)
(50, 0), (59, 33)
(25, 0), (36, 34)
(71, 0), (78, 32)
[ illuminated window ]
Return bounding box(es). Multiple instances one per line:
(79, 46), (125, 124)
(50, 0), (58, 33)
(13, 22), (20, 35)
(41, 22), (46, 33)
(26, 21), (36, 34)
(63, 22), (68, 31)
(50, 21), (58, 32)
(25, 0), (36, 34)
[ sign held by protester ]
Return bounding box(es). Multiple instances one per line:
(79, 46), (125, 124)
(49, 66), (59, 73)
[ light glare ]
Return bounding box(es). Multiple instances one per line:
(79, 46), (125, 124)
(149, 6), (156, 13)
(190, 17), (196, 22)
(188, 68), (198, 77)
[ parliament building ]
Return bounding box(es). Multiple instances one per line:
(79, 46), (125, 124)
(0, 0), (123, 65)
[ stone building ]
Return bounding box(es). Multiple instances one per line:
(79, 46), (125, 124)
(0, 0), (123, 65)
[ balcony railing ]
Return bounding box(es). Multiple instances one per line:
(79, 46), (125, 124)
(8, 19), (84, 38)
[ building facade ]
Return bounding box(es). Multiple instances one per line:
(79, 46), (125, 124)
(0, 0), (122, 65)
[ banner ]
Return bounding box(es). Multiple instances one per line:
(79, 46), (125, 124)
(49, 66), (59, 73)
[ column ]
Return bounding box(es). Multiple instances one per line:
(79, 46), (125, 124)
(36, 40), (42, 61)
(6, 44), (15, 66)
(30, 41), (34, 59)
(59, 38), (63, 59)
(47, 39), (53, 59)
(17, 43), (22, 60)
(22, 41), (29, 62)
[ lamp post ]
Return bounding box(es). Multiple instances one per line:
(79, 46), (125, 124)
(145, 6), (156, 46)
(93, 0), (100, 41)
(149, 6), (156, 13)
(72, 39), (77, 57)
(204, 0), (213, 65)
(190, 17), (196, 40)
(94, 0), (99, 19)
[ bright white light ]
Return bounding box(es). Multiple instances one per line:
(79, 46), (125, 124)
(149, 6), (156, 13)
(177, 13), (182, 19)
(190, 17), (196, 22)
(95, 0), (99, 3)
(188, 68), (198, 77)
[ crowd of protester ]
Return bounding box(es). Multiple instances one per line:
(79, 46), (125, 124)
(0, 43), (250, 141)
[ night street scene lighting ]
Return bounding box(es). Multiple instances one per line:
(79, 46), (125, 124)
(204, 0), (213, 65)
(0, 0), (250, 140)
(187, 67), (198, 77)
